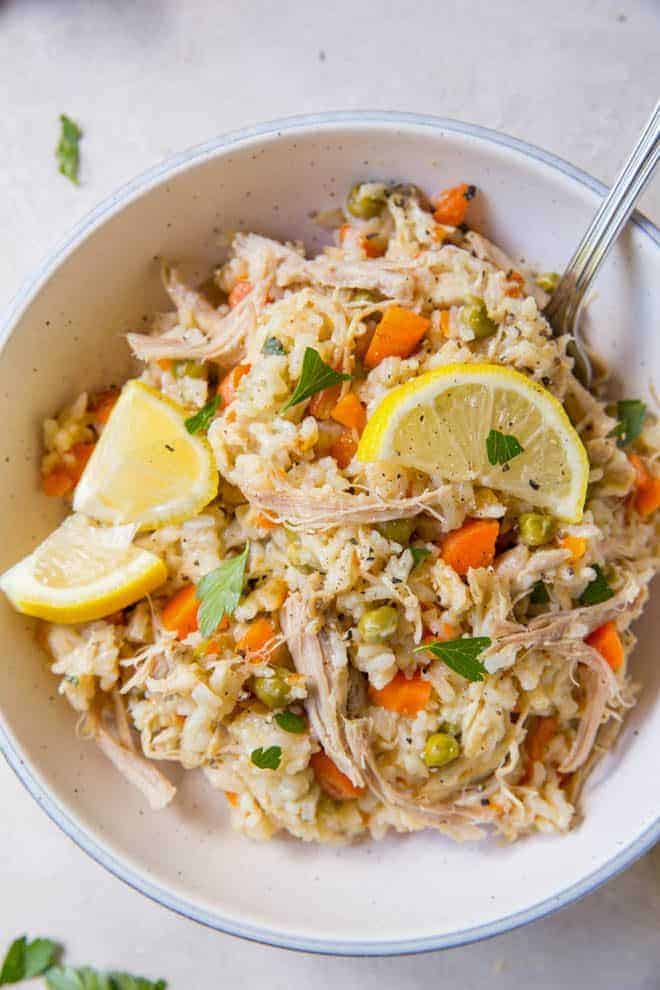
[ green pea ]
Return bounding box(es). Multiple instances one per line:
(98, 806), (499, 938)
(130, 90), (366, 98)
(174, 359), (207, 379)
(285, 531), (315, 572)
(358, 605), (398, 643)
(461, 295), (497, 340)
(346, 182), (386, 219)
(519, 512), (556, 547)
(376, 518), (416, 545)
(252, 667), (292, 709)
(536, 272), (560, 293)
(423, 732), (460, 769)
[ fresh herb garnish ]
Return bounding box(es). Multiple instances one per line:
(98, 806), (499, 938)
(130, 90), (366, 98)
(0, 936), (60, 984)
(262, 336), (286, 356)
(46, 967), (165, 989)
(612, 399), (646, 448)
(280, 347), (351, 413)
(56, 114), (82, 185)
(196, 545), (249, 637)
(410, 546), (431, 567)
(579, 565), (614, 606)
(529, 580), (550, 604)
(185, 395), (220, 434)
(251, 745), (282, 770)
(486, 429), (524, 466)
(274, 710), (307, 734)
(415, 636), (491, 682)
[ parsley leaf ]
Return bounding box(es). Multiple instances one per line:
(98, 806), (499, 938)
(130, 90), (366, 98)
(56, 114), (82, 185)
(486, 429), (524, 466)
(529, 580), (550, 604)
(0, 936), (60, 984)
(415, 636), (491, 682)
(612, 399), (646, 448)
(196, 545), (249, 637)
(251, 745), (282, 770)
(185, 395), (220, 434)
(46, 968), (165, 990)
(262, 336), (286, 356)
(280, 347), (351, 413)
(109, 975), (166, 990)
(410, 546), (431, 567)
(579, 565), (614, 606)
(274, 710), (307, 734)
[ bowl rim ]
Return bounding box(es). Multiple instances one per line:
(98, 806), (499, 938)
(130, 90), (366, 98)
(0, 109), (658, 957)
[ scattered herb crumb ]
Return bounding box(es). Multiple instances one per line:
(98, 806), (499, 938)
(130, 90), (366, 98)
(56, 115), (82, 185)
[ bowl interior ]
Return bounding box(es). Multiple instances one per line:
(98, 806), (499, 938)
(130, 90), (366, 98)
(0, 117), (658, 953)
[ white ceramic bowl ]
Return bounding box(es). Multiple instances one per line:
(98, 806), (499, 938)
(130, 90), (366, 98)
(1, 113), (658, 955)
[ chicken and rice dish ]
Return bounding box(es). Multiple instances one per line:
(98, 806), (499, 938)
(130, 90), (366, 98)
(2, 179), (658, 844)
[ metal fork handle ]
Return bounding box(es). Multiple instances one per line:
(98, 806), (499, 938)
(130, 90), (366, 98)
(545, 101), (660, 340)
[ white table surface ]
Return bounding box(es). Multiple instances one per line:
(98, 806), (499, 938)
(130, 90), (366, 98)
(1, 0), (659, 985)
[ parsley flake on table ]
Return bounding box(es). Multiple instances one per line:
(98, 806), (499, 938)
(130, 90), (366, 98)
(416, 636), (491, 682)
(56, 114), (82, 185)
(185, 394), (220, 434)
(0, 935), (60, 985)
(251, 746), (282, 770)
(280, 347), (351, 413)
(196, 544), (249, 637)
(486, 429), (524, 466)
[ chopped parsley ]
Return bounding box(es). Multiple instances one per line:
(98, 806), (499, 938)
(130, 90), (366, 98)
(579, 565), (614, 606)
(251, 746), (282, 770)
(184, 395), (220, 434)
(280, 347), (351, 413)
(529, 580), (550, 605)
(56, 115), (82, 185)
(416, 636), (491, 682)
(611, 399), (646, 448)
(274, 710), (307, 734)
(410, 546), (431, 568)
(486, 429), (524, 466)
(196, 545), (249, 637)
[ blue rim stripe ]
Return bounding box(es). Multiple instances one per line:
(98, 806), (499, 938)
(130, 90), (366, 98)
(0, 110), (658, 956)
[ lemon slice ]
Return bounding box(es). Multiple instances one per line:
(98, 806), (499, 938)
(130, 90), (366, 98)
(0, 514), (167, 623)
(74, 380), (218, 530)
(357, 363), (589, 522)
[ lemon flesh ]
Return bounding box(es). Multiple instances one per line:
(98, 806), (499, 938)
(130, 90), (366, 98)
(74, 381), (218, 530)
(357, 363), (589, 522)
(0, 514), (167, 623)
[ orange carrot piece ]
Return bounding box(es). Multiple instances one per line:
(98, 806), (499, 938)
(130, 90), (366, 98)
(228, 280), (252, 309)
(225, 790), (239, 807)
(505, 271), (525, 298)
(162, 584), (199, 639)
(441, 519), (499, 576)
(330, 429), (357, 469)
(364, 306), (430, 369)
(42, 467), (74, 497)
(338, 223), (352, 245)
(628, 452), (651, 490)
(635, 477), (660, 518)
(432, 183), (475, 226)
(585, 620), (624, 672)
(330, 392), (367, 433)
(236, 616), (278, 658)
(92, 389), (119, 425)
(363, 236), (385, 258)
(560, 535), (587, 563)
(255, 511), (279, 530)
(218, 363), (251, 407)
(308, 382), (342, 420)
(157, 358), (173, 372)
(369, 671), (432, 716)
(310, 751), (366, 800)
(439, 310), (451, 337)
(526, 715), (558, 763)
(67, 442), (95, 484)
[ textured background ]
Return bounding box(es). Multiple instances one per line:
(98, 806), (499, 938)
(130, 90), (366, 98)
(0, 0), (659, 986)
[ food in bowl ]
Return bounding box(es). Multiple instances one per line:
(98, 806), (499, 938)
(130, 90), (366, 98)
(2, 180), (658, 844)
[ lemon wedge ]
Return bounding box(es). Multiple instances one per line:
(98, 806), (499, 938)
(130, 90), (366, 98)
(0, 514), (167, 623)
(73, 381), (218, 530)
(357, 363), (589, 522)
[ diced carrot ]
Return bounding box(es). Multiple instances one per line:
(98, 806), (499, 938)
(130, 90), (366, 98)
(42, 467), (74, 496)
(363, 236), (385, 258)
(364, 306), (430, 369)
(225, 790), (239, 807)
(505, 271), (525, 298)
(331, 392), (367, 433)
(628, 452), (651, 490)
(255, 511), (279, 530)
(526, 715), (558, 763)
(67, 442), (95, 484)
(560, 535), (587, 563)
(441, 519), (499, 576)
(439, 310), (451, 337)
(162, 584), (199, 640)
(92, 389), (119, 425)
(586, 620), (624, 672)
(635, 477), (660, 518)
(309, 382), (342, 420)
(157, 358), (173, 372)
(330, 429), (357, 469)
(236, 616), (278, 659)
(432, 183), (475, 226)
(228, 280), (253, 309)
(218, 363), (251, 407)
(310, 751), (366, 800)
(369, 670), (432, 716)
